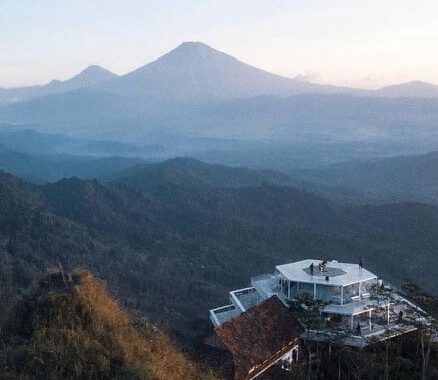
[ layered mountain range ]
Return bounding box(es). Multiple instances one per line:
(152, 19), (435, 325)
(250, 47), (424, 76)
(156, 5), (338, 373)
(2, 42), (438, 105)
(1, 42), (438, 148)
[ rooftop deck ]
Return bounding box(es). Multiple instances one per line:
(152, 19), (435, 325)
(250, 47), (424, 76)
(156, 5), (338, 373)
(276, 259), (377, 286)
(230, 287), (261, 312)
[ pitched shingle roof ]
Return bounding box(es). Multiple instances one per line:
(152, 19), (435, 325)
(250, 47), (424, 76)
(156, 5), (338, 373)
(215, 296), (303, 380)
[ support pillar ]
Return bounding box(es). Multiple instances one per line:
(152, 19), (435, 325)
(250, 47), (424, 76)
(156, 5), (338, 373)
(341, 286), (344, 305)
(387, 305), (390, 326)
(351, 315), (354, 330)
(288, 281), (291, 299)
(369, 310), (372, 330)
(313, 282), (316, 299)
(359, 281), (362, 299)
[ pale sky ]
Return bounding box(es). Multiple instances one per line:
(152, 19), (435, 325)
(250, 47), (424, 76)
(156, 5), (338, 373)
(1, 0), (437, 89)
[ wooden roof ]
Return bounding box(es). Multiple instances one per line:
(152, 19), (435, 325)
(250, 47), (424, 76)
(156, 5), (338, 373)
(215, 296), (304, 380)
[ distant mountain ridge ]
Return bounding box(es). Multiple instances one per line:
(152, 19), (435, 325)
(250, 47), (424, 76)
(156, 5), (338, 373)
(0, 65), (118, 105)
(0, 143), (143, 183)
(2, 42), (438, 150)
(0, 128), (164, 157)
(2, 42), (438, 106)
(376, 80), (438, 98)
(115, 157), (294, 189)
(289, 151), (438, 205)
(44, 65), (118, 93)
(3, 89), (438, 144)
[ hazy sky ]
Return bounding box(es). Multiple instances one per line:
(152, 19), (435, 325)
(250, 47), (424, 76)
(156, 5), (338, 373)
(1, 0), (437, 88)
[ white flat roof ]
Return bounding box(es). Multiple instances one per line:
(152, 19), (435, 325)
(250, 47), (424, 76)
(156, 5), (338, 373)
(276, 259), (377, 287)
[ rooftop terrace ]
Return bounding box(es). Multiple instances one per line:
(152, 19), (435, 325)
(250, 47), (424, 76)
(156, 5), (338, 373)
(276, 259), (377, 286)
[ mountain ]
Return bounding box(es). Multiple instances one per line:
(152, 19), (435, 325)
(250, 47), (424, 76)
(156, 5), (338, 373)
(0, 128), (165, 157)
(45, 65), (118, 93)
(0, 269), (212, 379)
(0, 162), (437, 346)
(114, 157), (294, 189)
(3, 90), (438, 149)
(2, 42), (438, 110)
(101, 41), (351, 100)
(0, 65), (118, 105)
(2, 43), (438, 153)
(0, 89), (136, 135)
(0, 143), (143, 183)
(376, 80), (438, 98)
(46, 165), (438, 295)
(289, 151), (438, 205)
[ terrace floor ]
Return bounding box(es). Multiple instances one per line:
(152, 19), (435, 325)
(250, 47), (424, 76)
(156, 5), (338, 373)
(210, 305), (241, 327)
(303, 322), (418, 348)
(323, 298), (389, 316)
(231, 287), (261, 311)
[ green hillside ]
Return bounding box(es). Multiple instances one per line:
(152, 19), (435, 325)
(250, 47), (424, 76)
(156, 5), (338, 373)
(0, 159), (437, 347)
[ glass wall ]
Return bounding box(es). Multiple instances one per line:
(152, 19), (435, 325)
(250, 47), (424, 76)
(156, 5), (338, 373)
(298, 282), (314, 298)
(343, 282), (360, 303)
(289, 281), (298, 298)
(280, 277), (288, 297)
(316, 284), (342, 304)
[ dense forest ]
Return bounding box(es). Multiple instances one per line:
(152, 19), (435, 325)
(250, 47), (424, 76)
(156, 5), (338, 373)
(0, 159), (437, 345)
(0, 157), (437, 378)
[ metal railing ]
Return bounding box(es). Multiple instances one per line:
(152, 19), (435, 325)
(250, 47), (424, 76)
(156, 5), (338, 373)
(251, 273), (281, 300)
(209, 304), (240, 327)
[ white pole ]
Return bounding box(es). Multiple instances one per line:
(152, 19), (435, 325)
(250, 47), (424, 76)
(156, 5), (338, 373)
(387, 305), (390, 326)
(369, 310), (372, 329)
(341, 286), (344, 305)
(313, 283), (316, 299)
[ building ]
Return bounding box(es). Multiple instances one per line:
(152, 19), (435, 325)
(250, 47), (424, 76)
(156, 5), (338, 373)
(210, 259), (431, 379)
(214, 297), (303, 380)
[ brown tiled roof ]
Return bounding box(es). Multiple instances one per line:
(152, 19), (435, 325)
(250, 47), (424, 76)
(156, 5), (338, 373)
(215, 296), (304, 380)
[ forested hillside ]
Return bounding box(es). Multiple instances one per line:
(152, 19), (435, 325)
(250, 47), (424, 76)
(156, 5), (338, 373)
(290, 151), (438, 205)
(1, 159), (437, 348)
(115, 157), (293, 190)
(0, 269), (215, 379)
